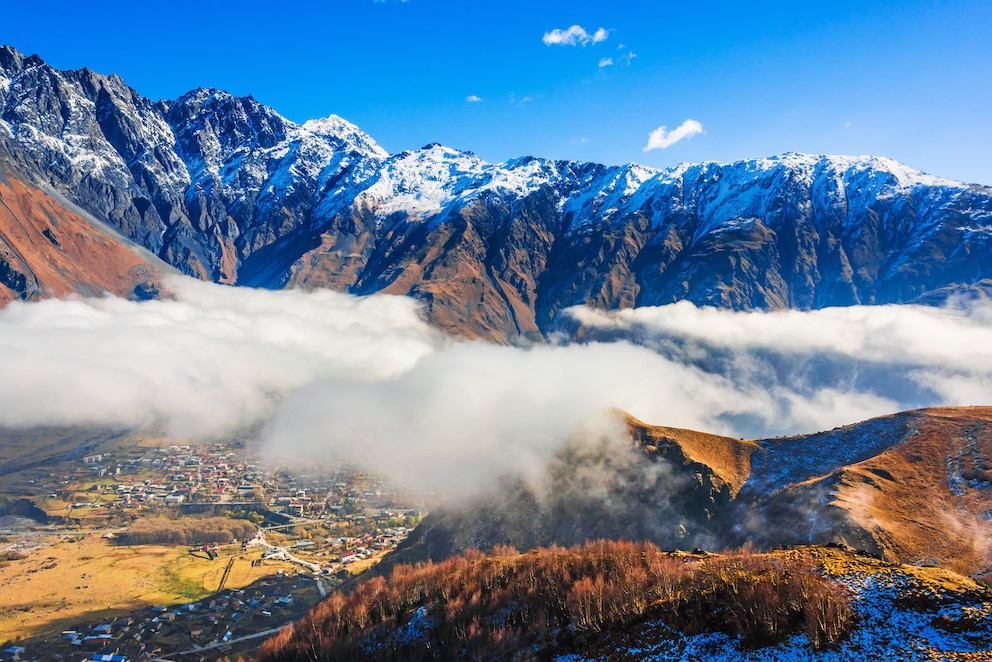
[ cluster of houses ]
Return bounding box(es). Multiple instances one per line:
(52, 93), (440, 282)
(57, 443), (429, 529)
(5, 443), (432, 660)
(63, 445), (261, 513)
(4, 576), (318, 662)
(328, 527), (411, 567)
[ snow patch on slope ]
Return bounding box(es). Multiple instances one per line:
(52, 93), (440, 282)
(558, 570), (992, 661)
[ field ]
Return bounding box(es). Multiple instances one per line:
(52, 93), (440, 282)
(0, 533), (296, 638)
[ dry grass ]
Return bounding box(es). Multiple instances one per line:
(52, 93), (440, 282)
(785, 544), (990, 593)
(257, 541), (854, 661)
(826, 407), (992, 575)
(626, 413), (762, 495)
(0, 534), (296, 638)
(0, 172), (168, 303)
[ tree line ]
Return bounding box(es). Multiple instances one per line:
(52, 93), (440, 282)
(116, 516), (256, 546)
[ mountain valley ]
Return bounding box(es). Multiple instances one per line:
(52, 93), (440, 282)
(3, 41), (992, 661)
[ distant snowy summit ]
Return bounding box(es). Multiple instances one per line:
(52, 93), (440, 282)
(2, 44), (991, 342)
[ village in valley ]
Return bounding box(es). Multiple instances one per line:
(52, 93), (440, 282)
(0, 437), (432, 661)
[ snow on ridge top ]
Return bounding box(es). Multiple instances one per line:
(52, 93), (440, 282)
(485, 156), (559, 198)
(688, 152), (969, 191)
(854, 154), (969, 189)
(561, 162), (663, 226)
(174, 86), (234, 107)
(356, 144), (488, 219)
(356, 147), (566, 222)
(299, 114), (388, 159)
(619, 163), (661, 196)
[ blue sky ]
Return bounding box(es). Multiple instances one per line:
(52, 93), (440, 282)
(3, 0), (991, 184)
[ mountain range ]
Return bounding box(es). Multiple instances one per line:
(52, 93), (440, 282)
(5, 43), (992, 658)
(3, 45), (992, 341)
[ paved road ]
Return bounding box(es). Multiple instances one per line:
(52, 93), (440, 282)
(149, 626), (286, 660)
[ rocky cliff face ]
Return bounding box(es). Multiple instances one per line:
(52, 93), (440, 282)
(3, 45), (992, 341)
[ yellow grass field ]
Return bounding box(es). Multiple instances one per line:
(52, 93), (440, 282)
(0, 534), (296, 639)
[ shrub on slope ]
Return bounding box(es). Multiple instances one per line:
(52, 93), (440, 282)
(256, 541), (854, 661)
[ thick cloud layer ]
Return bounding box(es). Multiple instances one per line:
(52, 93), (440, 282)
(264, 300), (992, 493)
(263, 341), (773, 493)
(2, 277), (990, 494)
(0, 276), (438, 437)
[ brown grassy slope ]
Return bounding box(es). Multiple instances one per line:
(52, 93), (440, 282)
(396, 408), (992, 575)
(0, 170), (168, 303)
(751, 407), (992, 576)
(830, 407), (992, 575)
(625, 413), (761, 496)
(393, 417), (763, 566)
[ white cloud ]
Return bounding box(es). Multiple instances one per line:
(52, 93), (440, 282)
(263, 299), (992, 494)
(264, 340), (783, 494)
(466, 95), (482, 103)
(598, 57), (614, 68)
(3, 277), (991, 498)
(643, 119), (704, 151)
(543, 25), (609, 46)
(561, 300), (992, 433)
(0, 276), (438, 438)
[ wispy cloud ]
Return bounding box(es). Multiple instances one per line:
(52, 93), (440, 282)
(643, 119), (704, 151)
(543, 25), (609, 46)
(466, 95), (483, 103)
(561, 300), (992, 435)
(600, 50), (637, 70)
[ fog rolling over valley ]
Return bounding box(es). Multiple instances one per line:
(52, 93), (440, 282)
(1, 21), (992, 656)
(0, 274), (990, 498)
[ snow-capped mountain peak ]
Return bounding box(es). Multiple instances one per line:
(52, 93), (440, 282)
(299, 114), (389, 159)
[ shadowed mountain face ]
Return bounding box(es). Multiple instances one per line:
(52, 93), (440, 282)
(400, 407), (992, 577)
(3, 45), (992, 341)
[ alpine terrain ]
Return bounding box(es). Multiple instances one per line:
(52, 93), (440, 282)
(2, 45), (992, 341)
(3, 43), (992, 660)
